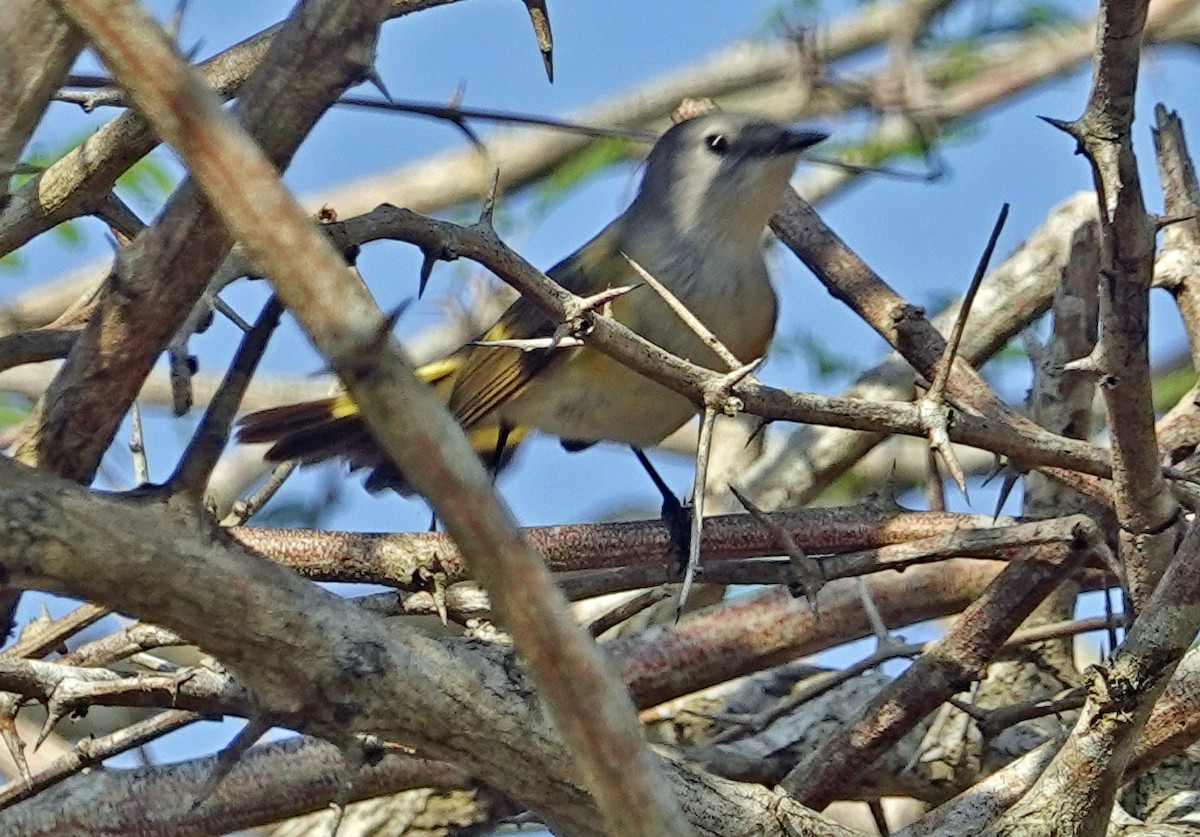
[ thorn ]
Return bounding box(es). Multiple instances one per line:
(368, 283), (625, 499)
(622, 252), (742, 371)
(478, 169), (501, 229)
(928, 203), (1008, 405)
(440, 84), (483, 149)
(129, 401), (149, 486)
(212, 295), (253, 333)
(992, 466), (1022, 522)
(717, 357), (764, 390)
(1040, 114), (1086, 155)
(730, 485), (823, 615)
(371, 300), (413, 349)
(166, 0), (189, 39)
(191, 717), (269, 812)
(417, 239), (461, 299)
(744, 416), (769, 448)
(35, 704), (67, 751)
(882, 460), (901, 505)
(926, 445), (946, 512)
(575, 284), (638, 314)
(364, 66), (393, 103)
(418, 249), (437, 298)
(0, 710), (29, 785)
(429, 572), (450, 627)
(520, 0), (554, 82)
(981, 454), (1005, 487)
(918, 400), (968, 503)
(587, 585), (672, 637)
(1062, 346), (1106, 375)
(1156, 212), (1197, 231)
(867, 799), (890, 837)
(181, 39), (205, 65)
(471, 335), (584, 351)
(1038, 115), (1078, 138)
(450, 116), (484, 151)
(679, 407), (719, 619)
(327, 798), (347, 837)
(857, 577), (906, 653)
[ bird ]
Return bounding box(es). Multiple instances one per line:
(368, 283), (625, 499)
(237, 112), (826, 493)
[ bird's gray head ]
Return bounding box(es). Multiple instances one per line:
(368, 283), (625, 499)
(630, 113), (827, 246)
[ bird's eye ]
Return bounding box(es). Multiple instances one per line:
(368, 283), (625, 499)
(705, 134), (730, 154)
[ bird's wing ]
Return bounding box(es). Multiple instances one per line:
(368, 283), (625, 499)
(448, 223), (622, 429)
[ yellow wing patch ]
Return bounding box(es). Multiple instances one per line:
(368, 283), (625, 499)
(446, 223), (624, 429)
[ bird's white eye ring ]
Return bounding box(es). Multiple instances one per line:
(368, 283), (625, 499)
(705, 134), (730, 154)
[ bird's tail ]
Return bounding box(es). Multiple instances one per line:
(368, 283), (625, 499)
(236, 358), (525, 494)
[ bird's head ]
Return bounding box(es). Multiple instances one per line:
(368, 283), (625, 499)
(633, 113), (827, 246)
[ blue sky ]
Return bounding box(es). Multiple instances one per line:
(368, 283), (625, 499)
(6, 0), (1199, 798)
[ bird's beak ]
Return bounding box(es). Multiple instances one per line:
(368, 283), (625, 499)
(772, 128), (829, 154)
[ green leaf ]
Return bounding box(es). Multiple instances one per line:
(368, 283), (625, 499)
(52, 219), (84, 247)
(933, 41), (987, 86)
(1153, 364), (1196, 414)
(116, 152), (177, 206)
(758, 0), (823, 35)
(1014, 2), (1075, 32)
(0, 397), (31, 429)
(533, 137), (636, 212)
(773, 329), (858, 380)
(0, 250), (25, 273)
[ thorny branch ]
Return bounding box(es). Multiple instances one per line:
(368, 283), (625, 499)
(5, 0), (1200, 834)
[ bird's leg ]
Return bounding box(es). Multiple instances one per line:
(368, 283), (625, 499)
(630, 446), (690, 573)
(431, 422), (514, 532)
(490, 422), (513, 482)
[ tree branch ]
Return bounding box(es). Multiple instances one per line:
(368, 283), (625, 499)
(53, 2), (694, 831)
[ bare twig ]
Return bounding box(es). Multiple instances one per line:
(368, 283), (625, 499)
(588, 586), (672, 637)
(624, 254), (741, 371)
(191, 717), (270, 813)
(679, 406), (718, 617)
(168, 296), (283, 498)
(729, 485), (824, 611)
(0, 710), (202, 811)
(950, 687), (1085, 740)
(4, 603), (108, 659)
(220, 459), (299, 527)
(926, 204), (1010, 404)
(128, 401), (149, 486)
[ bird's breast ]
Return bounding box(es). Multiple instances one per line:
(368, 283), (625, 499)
(498, 239), (778, 447)
(616, 242), (778, 367)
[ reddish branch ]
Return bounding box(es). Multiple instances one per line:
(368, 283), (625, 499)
(230, 504), (1007, 589)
